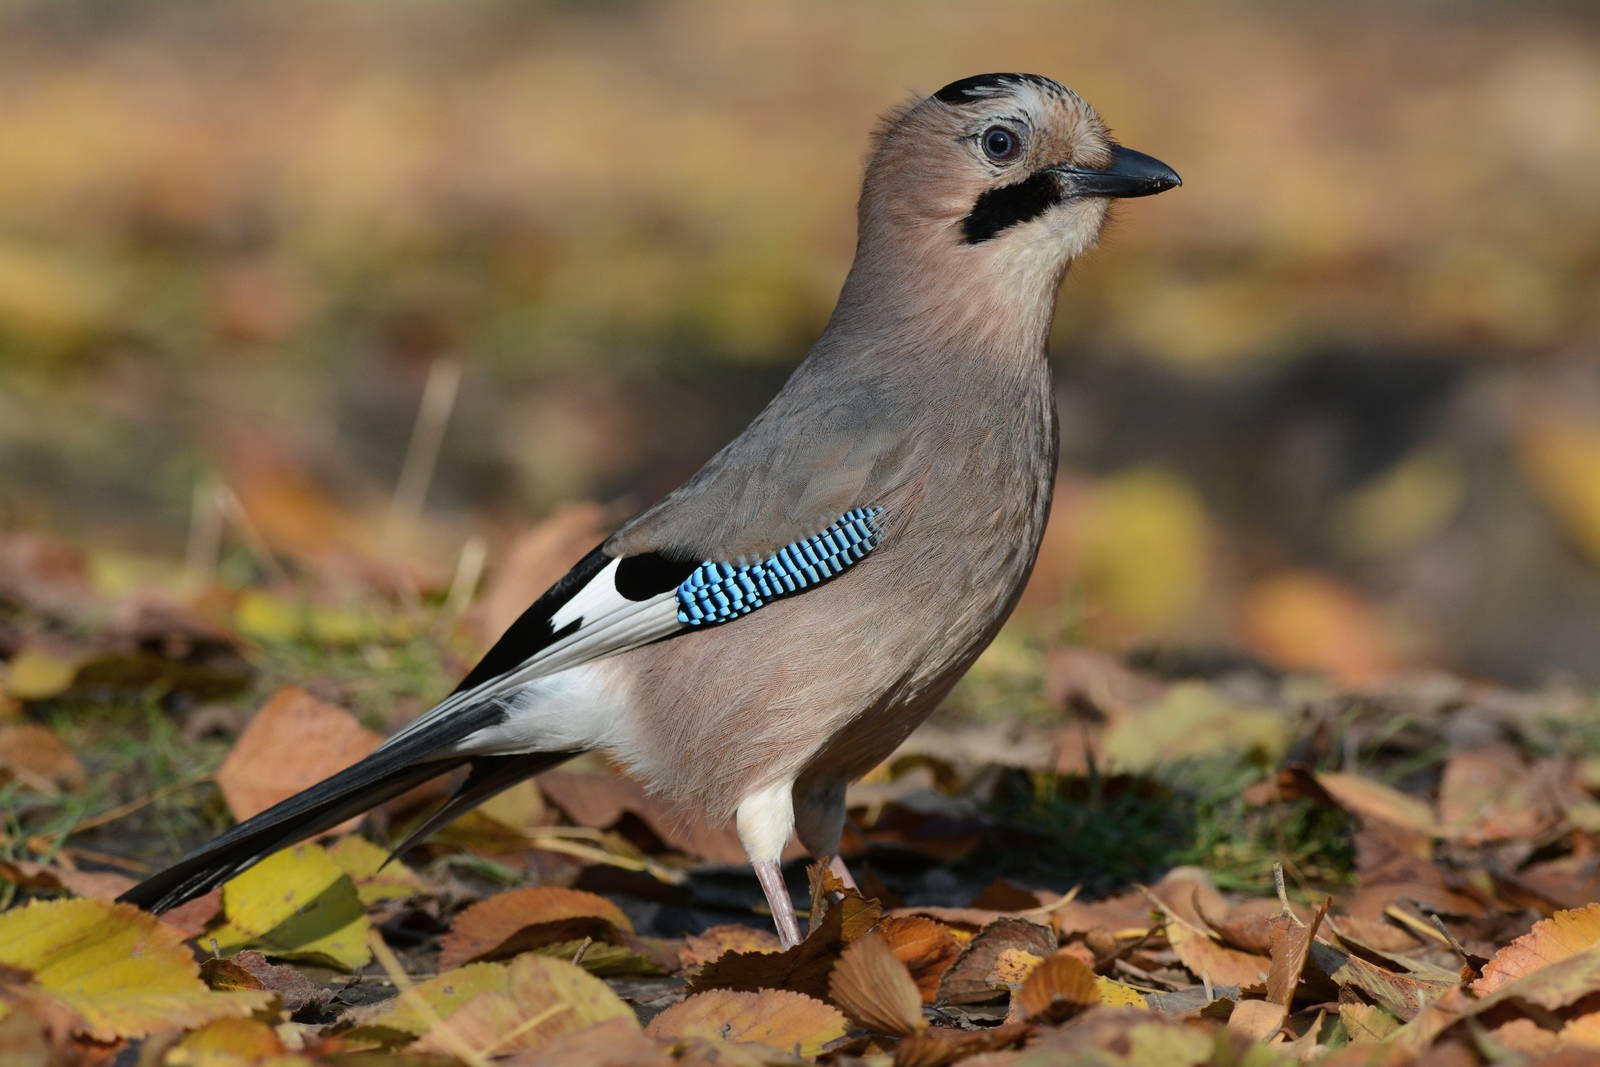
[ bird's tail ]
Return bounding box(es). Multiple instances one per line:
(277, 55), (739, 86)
(117, 703), (574, 914)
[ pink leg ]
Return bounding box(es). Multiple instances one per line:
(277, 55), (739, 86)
(753, 860), (802, 949)
(827, 854), (859, 892)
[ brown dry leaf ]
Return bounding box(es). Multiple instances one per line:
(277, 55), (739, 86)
(214, 687), (381, 830)
(1016, 953), (1099, 1023)
(1148, 867), (1231, 931)
(1227, 999), (1287, 1042)
(200, 950), (326, 1014)
(0, 724), (86, 793)
(158, 890), (222, 941)
(1266, 897), (1331, 1006)
(1437, 743), (1551, 845)
(0, 859), (132, 900)
(439, 886), (634, 970)
(647, 989), (846, 1057)
(877, 915), (963, 1002)
(688, 887), (877, 1002)
(1309, 940), (1452, 1020)
(893, 1021), (1030, 1067)
(503, 1016), (673, 1067)
(829, 932), (924, 1037)
(1166, 916), (1269, 989)
(938, 917), (1057, 1005)
(1313, 769), (1440, 836)
(1472, 903), (1600, 996)
(680, 925), (783, 970)
(1201, 897), (1301, 955)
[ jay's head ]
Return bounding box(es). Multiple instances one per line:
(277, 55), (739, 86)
(859, 73), (1179, 290)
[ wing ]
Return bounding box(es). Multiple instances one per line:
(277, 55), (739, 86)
(383, 506), (885, 751)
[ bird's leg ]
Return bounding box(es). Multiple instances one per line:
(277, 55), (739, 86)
(752, 860), (803, 948)
(827, 854), (859, 892)
(736, 780), (802, 949)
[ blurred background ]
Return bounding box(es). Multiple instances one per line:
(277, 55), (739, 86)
(2, 0), (1598, 690)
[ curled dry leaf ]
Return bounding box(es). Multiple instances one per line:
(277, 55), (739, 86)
(689, 887), (879, 1001)
(0, 898), (272, 1041)
(877, 915), (963, 1002)
(439, 886), (633, 970)
(215, 686), (381, 830)
(200, 950), (327, 1015)
(1016, 953), (1099, 1023)
(938, 917), (1057, 1005)
(829, 932), (925, 1037)
(1472, 903), (1600, 996)
(1309, 941), (1452, 1021)
(646, 989), (846, 1057)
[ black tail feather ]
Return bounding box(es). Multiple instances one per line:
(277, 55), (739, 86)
(382, 752), (577, 866)
(118, 702), (515, 914)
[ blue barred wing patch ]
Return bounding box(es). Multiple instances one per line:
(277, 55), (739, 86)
(676, 507), (882, 626)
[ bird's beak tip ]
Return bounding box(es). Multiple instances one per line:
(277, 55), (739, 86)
(1056, 145), (1182, 200)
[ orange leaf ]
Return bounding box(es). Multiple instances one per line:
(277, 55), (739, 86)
(1016, 954), (1099, 1023)
(646, 989), (846, 1057)
(678, 924), (782, 970)
(0, 724), (85, 793)
(439, 886), (634, 970)
(214, 687), (381, 830)
(877, 915), (963, 1002)
(1313, 770), (1440, 836)
(828, 933), (924, 1037)
(1438, 744), (1551, 845)
(1473, 903), (1600, 996)
(1166, 920), (1269, 989)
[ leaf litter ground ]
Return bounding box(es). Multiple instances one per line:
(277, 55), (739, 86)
(2, 528), (1599, 1065)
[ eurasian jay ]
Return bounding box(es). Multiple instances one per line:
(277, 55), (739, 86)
(120, 73), (1180, 947)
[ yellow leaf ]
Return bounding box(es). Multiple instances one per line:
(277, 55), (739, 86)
(359, 954), (636, 1057)
(1095, 976), (1150, 1009)
(220, 844), (370, 971)
(324, 835), (422, 906)
(0, 898), (271, 1041)
(4, 646), (83, 701)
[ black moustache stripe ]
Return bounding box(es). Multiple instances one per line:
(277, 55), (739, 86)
(960, 172), (1062, 244)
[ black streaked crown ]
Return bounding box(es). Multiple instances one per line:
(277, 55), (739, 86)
(934, 73), (1060, 105)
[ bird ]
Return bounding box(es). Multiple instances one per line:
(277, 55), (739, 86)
(119, 73), (1180, 947)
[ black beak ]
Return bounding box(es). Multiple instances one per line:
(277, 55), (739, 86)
(1053, 145), (1181, 199)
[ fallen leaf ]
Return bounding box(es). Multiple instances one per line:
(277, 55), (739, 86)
(0, 859), (132, 900)
(647, 989), (846, 1057)
(1227, 999), (1286, 1042)
(1437, 743), (1551, 844)
(689, 888), (879, 1001)
(439, 886), (635, 970)
(877, 915), (963, 1002)
(216, 842), (370, 970)
(167, 1017), (286, 1060)
(1166, 918), (1269, 989)
(1016, 953), (1099, 1023)
(324, 835), (424, 905)
(361, 954), (637, 1057)
(0, 724), (85, 793)
(214, 687), (382, 832)
(1473, 903), (1600, 995)
(1266, 898), (1330, 1006)
(680, 925), (782, 970)
(938, 917), (1057, 1005)
(3, 645), (86, 702)
(1313, 770), (1440, 836)
(1310, 941), (1451, 1020)
(0, 898), (271, 1040)
(415, 954), (638, 1057)
(829, 932), (924, 1036)
(505, 1016), (673, 1067)
(201, 950), (327, 1015)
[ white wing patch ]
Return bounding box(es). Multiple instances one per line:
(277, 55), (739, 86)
(383, 559), (682, 750)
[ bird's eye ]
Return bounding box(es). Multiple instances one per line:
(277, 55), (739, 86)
(981, 126), (1022, 163)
